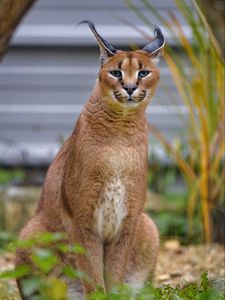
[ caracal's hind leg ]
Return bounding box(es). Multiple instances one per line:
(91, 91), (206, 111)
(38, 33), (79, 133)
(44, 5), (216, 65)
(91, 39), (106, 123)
(125, 213), (159, 289)
(15, 215), (51, 300)
(16, 216), (84, 300)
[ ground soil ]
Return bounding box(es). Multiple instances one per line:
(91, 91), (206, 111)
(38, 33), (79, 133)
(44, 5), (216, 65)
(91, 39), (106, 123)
(155, 240), (224, 288)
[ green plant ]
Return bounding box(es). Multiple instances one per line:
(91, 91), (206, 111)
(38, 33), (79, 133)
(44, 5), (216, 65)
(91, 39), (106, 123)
(0, 232), (87, 300)
(147, 162), (177, 194)
(0, 231), (16, 252)
(125, 0), (225, 243)
(0, 232), (224, 299)
(0, 168), (26, 185)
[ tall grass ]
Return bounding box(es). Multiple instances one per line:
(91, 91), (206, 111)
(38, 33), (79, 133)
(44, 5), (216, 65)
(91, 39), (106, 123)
(125, 0), (225, 243)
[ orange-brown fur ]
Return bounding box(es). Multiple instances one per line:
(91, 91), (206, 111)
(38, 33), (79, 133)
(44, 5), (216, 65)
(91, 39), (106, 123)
(16, 26), (164, 299)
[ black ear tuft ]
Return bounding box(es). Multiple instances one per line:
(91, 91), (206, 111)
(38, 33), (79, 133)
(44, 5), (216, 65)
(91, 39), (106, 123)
(78, 20), (118, 62)
(142, 26), (165, 59)
(78, 20), (95, 30)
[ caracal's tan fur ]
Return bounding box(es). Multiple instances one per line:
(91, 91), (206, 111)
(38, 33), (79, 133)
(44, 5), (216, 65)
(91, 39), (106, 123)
(16, 21), (165, 300)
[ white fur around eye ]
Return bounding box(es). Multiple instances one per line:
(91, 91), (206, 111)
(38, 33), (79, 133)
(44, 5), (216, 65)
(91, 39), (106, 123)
(144, 71), (152, 78)
(109, 73), (118, 79)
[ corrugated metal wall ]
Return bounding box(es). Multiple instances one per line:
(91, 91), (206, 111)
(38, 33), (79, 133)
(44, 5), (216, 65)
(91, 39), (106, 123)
(0, 0), (191, 166)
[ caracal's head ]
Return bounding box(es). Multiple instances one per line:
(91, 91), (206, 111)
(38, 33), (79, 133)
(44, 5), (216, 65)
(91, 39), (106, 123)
(79, 20), (165, 111)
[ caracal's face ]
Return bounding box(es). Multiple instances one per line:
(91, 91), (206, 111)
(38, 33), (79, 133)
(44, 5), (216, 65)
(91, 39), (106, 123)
(99, 51), (160, 109)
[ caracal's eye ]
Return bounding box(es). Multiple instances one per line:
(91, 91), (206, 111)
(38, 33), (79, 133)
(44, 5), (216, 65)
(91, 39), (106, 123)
(138, 70), (150, 78)
(110, 70), (122, 78)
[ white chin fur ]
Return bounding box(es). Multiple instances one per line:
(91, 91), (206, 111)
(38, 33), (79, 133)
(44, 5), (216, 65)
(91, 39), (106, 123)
(122, 100), (140, 108)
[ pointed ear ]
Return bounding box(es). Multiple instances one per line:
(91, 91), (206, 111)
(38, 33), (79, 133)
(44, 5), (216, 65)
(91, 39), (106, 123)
(142, 27), (165, 64)
(78, 20), (118, 65)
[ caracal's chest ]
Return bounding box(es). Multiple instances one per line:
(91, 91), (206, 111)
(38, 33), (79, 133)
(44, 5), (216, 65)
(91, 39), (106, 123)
(93, 148), (135, 242)
(94, 175), (127, 242)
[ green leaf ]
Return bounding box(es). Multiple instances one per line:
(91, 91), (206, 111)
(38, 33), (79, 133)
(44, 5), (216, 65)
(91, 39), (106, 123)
(62, 265), (86, 280)
(200, 271), (209, 292)
(42, 278), (68, 300)
(57, 243), (86, 255)
(32, 248), (59, 273)
(0, 264), (30, 279)
(21, 276), (43, 297)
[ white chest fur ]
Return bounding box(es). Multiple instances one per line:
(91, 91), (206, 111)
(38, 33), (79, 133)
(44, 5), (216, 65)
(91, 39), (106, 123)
(94, 177), (127, 242)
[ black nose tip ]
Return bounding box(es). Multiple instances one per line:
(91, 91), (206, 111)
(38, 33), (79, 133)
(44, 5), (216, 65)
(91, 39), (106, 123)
(123, 84), (137, 95)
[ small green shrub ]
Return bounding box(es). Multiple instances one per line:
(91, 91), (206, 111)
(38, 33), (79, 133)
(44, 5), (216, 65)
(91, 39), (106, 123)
(0, 232), (224, 300)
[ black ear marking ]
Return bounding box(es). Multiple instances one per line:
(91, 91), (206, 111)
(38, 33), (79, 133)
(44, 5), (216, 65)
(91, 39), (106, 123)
(78, 20), (118, 64)
(142, 26), (165, 58)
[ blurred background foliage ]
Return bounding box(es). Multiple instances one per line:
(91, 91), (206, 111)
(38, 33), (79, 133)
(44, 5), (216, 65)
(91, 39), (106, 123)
(0, 0), (224, 246)
(126, 0), (225, 244)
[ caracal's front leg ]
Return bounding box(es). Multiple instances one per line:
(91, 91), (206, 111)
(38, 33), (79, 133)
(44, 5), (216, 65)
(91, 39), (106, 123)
(71, 223), (105, 295)
(65, 190), (105, 295)
(63, 176), (106, 296)
(103, 218), (137, 291)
